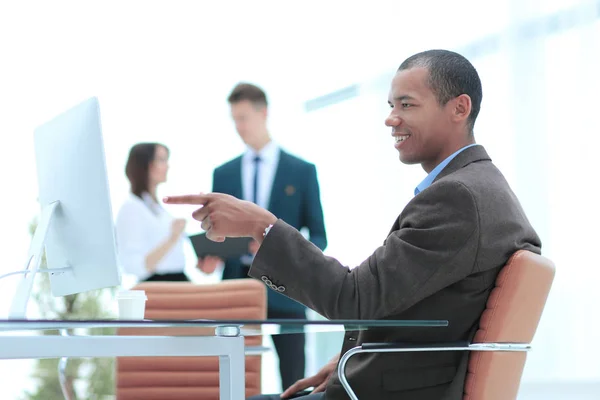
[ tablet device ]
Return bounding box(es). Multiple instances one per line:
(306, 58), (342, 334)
(188, 233), (252, 259)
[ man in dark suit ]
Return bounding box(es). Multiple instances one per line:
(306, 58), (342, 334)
(166, 50), (541, 400)
(198, 82), (328, 390)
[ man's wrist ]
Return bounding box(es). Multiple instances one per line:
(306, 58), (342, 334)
(252, 213), (277, 244)
(263, 223), (273, 237)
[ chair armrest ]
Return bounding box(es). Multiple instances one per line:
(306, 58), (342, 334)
(359, 341), (530, 352)
(338, 342), (531, 400)
(361, 341), (471, 350)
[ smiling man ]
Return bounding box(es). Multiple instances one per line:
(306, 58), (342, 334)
(165, 50), (542, 400)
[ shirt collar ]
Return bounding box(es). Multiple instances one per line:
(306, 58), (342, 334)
(134, 191), (162, 215)
(414, 143), (478, 196)
(244, 140), (279, 165)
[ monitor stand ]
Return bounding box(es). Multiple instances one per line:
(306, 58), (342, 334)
(7, 201), (71, 320)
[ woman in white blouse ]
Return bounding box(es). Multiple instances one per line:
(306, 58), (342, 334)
(115, 142), (191, 282)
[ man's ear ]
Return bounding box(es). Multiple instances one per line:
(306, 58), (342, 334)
(451, 94), (472, 124)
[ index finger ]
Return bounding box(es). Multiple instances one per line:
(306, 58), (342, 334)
(163, 194), (210, 205)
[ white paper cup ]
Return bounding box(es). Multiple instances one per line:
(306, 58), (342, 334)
(116, 290), (147, 320)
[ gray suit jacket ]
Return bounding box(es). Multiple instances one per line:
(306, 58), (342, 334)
(250, 145), (541, 400)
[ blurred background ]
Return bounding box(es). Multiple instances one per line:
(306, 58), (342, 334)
(0, 0), (598, 398)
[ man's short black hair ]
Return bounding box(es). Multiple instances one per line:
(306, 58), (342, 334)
(399, 50), (482, 133)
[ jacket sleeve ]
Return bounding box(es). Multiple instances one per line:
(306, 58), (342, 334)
(249, 180), (479, 320)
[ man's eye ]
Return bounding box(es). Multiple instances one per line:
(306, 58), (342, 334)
(402, 103), (412, 108)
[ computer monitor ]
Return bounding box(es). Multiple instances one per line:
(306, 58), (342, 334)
(8, 97), (121, 319)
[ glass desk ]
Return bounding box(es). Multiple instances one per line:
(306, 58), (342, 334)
(0, 319), (447, 400)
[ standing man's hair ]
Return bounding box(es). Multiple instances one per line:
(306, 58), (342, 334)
(399, 50), (483, 133)
(227, 83), (268, 108)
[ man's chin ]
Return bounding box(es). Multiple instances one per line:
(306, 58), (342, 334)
(399, 153), (420, 165)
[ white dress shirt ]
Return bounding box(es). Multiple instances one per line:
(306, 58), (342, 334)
(115, 192), (188, 281)
(241, 140), (280, 207)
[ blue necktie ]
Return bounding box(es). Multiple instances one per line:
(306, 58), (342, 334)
(252, 155), (261, 205)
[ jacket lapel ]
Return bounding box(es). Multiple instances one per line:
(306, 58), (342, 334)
(268, 149), (286, 212)
(388, 145), (491, 236)
(433, 144), (491, 184)
(231, 157), (243, 199)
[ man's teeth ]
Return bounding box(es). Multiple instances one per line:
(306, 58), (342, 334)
(395, 135), (409, 143)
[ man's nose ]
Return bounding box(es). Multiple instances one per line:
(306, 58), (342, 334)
(385, 114), (401, 128)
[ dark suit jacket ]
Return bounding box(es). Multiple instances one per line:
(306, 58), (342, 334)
(212, 148), (327, 314)
(250, 145), (541, 399)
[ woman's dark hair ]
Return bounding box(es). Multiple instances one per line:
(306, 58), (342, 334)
(125, 142), (169, 198)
